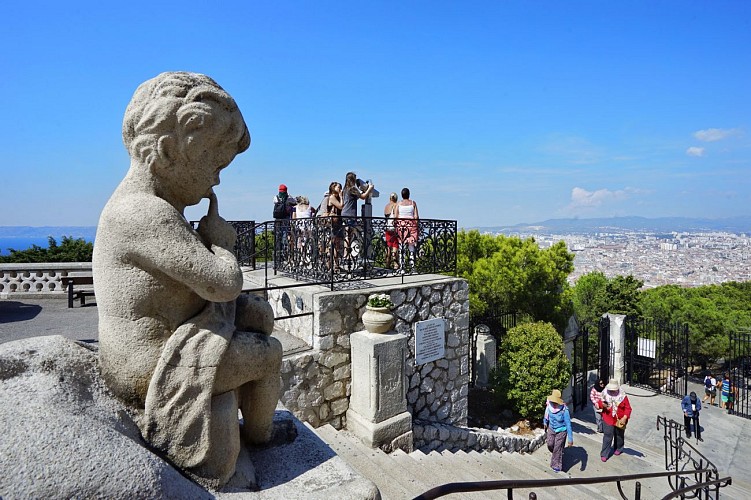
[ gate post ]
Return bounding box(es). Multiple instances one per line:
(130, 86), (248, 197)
(608, 314), (627, 385)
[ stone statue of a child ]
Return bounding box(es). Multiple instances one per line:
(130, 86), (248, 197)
(93, 72), (283, 488)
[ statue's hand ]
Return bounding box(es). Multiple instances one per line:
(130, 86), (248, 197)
(198, 191), (236, 251)
(236, 294), (275, 335)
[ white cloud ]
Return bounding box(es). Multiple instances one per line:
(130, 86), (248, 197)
(693, 128), (740, 142)
(568, 187), (629, 209)
(686, 146), (705, 157)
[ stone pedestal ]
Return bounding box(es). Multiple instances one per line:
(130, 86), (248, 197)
(474, 331), (497, 388)
(346, 330), (412, 450)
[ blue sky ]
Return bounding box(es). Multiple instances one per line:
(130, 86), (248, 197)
(1, 1), (749, 229)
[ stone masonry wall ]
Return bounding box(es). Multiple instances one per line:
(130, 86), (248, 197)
(275, 276), (469, 431)
(413, 420), (546, 454)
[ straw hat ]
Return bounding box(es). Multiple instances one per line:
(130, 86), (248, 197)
(546, 389), (564, 405)
(605, 379), (620, 392)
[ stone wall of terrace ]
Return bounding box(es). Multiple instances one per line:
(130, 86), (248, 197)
(264, 275), (470, 430)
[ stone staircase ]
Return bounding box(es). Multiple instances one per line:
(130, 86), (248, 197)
(315, 416), (742, 500)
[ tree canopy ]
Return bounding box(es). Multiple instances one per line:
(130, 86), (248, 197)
(457, 230), (574, 331)
(0, 236), (93, 263)
(639, 282), (751, 368)
(571, 272), (643, 331)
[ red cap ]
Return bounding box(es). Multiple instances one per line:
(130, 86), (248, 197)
(279, 184), (287, 192)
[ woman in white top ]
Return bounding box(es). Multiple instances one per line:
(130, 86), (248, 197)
(395, 187), (419, 265)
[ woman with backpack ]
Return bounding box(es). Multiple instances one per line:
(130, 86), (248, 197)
(272, 184), (296, 263)
(702, 372), (717, 406)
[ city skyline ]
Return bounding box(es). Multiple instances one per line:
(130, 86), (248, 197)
(2, 2), (750, 229)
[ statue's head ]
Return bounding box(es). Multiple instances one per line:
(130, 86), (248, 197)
(122, 72), (251, 206)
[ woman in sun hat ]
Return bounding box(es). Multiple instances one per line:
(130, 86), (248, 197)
(596, 379), (632, 462)
(542, 389), (573, 473)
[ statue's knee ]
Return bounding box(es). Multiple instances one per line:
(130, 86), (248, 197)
(268, 336), (283, 369)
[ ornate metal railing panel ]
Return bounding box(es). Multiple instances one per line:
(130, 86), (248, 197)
(656, 415), (728, 499)
(190, 217), (457, 291)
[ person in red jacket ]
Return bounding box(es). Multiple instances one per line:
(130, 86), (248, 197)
(597, 379), (632, 462)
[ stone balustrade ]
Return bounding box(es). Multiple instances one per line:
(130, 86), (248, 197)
(0, 262), (92, 297)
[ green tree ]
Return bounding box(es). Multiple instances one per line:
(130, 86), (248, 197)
(605, 275), (643, 316)
(571, 271), (609, 331)
(457, 230), (574, 331)
(572, 272), (644, 329)
(491, 321), (571, 419)
(0, 236), (93, 263)
(639, 282), (751, 370)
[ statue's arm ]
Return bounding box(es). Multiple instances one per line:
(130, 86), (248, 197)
(114, 195), (243, 303)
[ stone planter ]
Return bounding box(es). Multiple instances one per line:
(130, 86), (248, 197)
(362, 306), (394, 334)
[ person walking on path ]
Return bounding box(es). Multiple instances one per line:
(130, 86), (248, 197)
(597, 379), (632, 462)
(702, 373), (717, 406)
(542, 390), (573, 473)
(720, 373), (731, 410)
(681, 391), (703, 441)
(590, 379), (606, 433)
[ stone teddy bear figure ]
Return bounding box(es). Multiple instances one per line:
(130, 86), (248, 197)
(93, 72), (283, 488)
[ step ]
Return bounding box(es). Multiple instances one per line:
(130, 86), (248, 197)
(491, 450), (609, 500)
(391, 449), (496, 500)
(432, 450), (501, 500)
(314, 425), (429, 500)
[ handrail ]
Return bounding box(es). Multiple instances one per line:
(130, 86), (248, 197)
(413, 468), (719, 500)
(660, 476), (732, 500)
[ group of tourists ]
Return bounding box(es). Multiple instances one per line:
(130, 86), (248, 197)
(546, 370), (742, 472)
(272, 173), (419, 270)
(702, 372), (738, 414)
(544, 379), (632, 473)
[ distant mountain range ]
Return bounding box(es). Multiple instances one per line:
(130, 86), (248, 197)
(474, 216), (751, 234)
(2, 216), (751, 239)
(0, 226), (97, 239)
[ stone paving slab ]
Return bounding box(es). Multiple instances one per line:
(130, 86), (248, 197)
(0, 298), (311, 357)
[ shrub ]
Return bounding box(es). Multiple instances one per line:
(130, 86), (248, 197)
(0, 236), (93, 263)
(491, 321), (571, 420)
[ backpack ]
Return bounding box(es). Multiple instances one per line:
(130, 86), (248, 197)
(704, 376), (712, 388)
(273, 196), (288, 219)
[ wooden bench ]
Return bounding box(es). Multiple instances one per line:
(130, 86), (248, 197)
(61, 276), (95, 308)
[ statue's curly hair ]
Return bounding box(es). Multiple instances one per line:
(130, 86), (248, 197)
(122, 72), (250, 169)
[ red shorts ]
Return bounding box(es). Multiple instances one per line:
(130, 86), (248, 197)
(385, 229), (398, 249)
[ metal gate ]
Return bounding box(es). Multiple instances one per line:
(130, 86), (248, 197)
(468, 310), (517, 387)
(625, 317), (689, 397)
(729, 331), (751, 419)
(571, 316), (612, 411)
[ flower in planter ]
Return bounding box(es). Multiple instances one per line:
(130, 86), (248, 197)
(367, 293), (394, 309)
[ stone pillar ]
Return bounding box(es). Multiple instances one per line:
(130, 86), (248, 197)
(608, 314), (627, 385)
(346, 330), (413, 451)
(474, 326), (496, 388)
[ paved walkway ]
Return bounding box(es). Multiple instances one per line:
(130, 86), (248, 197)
(572, 383), (751, 494)
(0, 297), (309, 355)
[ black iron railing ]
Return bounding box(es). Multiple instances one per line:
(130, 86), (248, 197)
(192, 217), (457, 292)
(657, 415), (728, 499)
